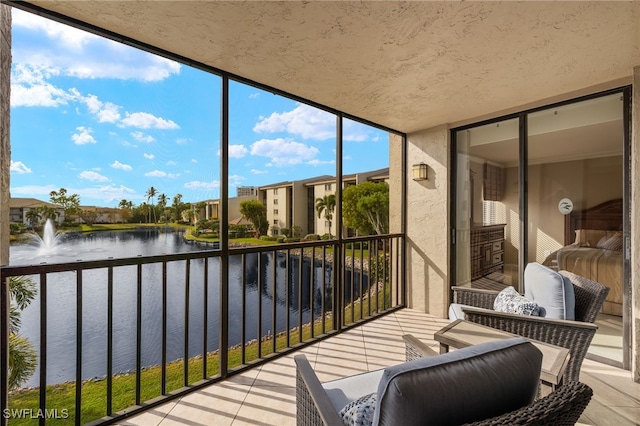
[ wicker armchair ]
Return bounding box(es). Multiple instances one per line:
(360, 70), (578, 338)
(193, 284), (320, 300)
(296, 335), (592, 426)
(403, 335), (593, 426)
(453, 270), (609, 383)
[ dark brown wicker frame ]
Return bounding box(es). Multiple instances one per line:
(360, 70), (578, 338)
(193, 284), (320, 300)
(295, 335), (592, 426)
(453, 270), (609, 383)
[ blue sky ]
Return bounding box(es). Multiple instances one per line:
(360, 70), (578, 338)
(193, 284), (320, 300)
(9, 9), (389, 208)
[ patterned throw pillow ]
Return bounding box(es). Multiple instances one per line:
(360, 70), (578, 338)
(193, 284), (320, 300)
(339, 393), (377, 426)
(493, 286), (540, 316)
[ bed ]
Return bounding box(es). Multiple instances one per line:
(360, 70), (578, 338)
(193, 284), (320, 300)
(543, 199), (623, 316)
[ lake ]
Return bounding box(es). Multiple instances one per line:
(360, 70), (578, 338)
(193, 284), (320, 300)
(9, 229), (364, 387)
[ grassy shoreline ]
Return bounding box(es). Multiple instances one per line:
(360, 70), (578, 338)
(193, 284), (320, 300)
(8, 284), (390, 425)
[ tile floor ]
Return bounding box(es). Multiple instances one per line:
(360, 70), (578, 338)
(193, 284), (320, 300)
(118, 309), (640, 426)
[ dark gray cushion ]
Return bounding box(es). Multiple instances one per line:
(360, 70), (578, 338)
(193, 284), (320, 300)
(373, 337), (542, 426)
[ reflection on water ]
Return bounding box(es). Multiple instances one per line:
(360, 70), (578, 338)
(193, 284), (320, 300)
(9, 229), (367, 387)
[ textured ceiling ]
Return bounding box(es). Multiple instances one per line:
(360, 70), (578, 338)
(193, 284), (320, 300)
(18, 1), (640, 134)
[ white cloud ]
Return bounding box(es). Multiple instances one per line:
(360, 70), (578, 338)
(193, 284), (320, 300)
(12, 9), (181, 82)
(251, 169), (268, 174)
(72, 126), (97, 145)
(184, 180), (220, 190)
(343, 119), (378, 142)
(10, 183), (136, 204)
(307, 159), (336, 166)
(110, 160), (132, 171)
(144, 153), (155, 160)
(250, 138), (319, 166)
(145, 170), (180, 178)
(228, 145), (248, 158)
(176, 138), (190, 145)
(131, 131), (156, 143)
(120, 112), (179, 129)
(10, 184), (59, 197)
(96, 102), (120, 123)
(76, 184), (137, 203)
(79, 170), (109, 182)
(11, 64), (73, 107)
(253, 103), (335, 140)
(249, 93), (260, 99)
(10, 161), (32, 174)
(191, 159), (198, 163)
(252, 103), (380, 142)
(229, 174), (245, 186)
(166, 160), (177, 166)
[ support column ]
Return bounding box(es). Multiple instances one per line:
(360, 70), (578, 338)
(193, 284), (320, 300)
(631, 66), (640, 383)
(404, 126), (450, 317)
(0, 5), (10, 422)
(0, 3), (10, 267)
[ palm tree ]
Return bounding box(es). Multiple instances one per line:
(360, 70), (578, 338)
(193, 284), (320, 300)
(38, 205), (59, 223)
(315, 194), (336, 236)
(145, 186), (158, 223)
(118, 199), (133, 209)
(8, 276), (37, 389)
(158, 193), (167, 208)
(25, 208), (41, 229)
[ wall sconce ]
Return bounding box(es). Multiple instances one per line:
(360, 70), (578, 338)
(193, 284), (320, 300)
(412, 163), (428, 181)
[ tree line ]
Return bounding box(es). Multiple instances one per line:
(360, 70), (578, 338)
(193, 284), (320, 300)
(26, 181), (389, 237)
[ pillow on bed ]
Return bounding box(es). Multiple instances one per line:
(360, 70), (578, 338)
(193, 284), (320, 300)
(574, 229), (612, 247)
(597, 232), (623, 252)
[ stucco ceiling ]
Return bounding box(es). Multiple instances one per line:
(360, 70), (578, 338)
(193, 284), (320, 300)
(15, 1), (640, 134)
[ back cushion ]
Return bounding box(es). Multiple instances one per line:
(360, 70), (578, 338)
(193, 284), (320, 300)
(373, 338), (541, 426)
(524, 262), (575, 320)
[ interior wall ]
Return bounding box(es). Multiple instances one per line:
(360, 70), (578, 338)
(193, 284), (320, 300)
(496, 156), (623, 266)
(531, 156), (623, 262)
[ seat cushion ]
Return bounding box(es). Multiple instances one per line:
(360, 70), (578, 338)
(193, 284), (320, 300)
(524, 262), (575, 320)
(448, 303), (471, 321)
(373, 337), (542, 426)
(322, 369), (385, 414)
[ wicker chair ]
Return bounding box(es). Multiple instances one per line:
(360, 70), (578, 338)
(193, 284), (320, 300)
(452, 270), (609, 383)
(296, 335), (593, 426)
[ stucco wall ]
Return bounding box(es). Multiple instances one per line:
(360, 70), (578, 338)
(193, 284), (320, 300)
(405, 126), (449, 317)
(632, 67), (640, 382)
(0, 4), (10, 266)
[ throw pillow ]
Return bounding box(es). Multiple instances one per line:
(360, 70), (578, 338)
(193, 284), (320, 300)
(524, 262), (575, 320)
(493, 286), (539, 316)
(339, 393), (377, 426)
(597, 232), (623, 252)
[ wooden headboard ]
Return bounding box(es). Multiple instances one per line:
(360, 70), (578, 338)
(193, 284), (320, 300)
(564, 198), (623, 246)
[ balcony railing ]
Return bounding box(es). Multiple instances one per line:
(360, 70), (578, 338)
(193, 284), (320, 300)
(1, 234), (405, 425)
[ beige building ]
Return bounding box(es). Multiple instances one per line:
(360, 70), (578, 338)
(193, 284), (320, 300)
(306, 168), (389, 237)
(9, 197), (65, 225)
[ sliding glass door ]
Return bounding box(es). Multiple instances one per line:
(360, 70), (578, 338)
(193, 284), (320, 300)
(452, 89), (629, 368)
(453, 118), (520, 290)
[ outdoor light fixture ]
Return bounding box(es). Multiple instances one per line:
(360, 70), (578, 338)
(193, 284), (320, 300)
(412, 163), (428, 181)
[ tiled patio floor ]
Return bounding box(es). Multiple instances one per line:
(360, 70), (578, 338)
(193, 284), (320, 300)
(117, 309), (640, 426)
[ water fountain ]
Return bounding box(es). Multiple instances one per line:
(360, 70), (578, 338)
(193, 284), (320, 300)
(32, 219), (63, 254)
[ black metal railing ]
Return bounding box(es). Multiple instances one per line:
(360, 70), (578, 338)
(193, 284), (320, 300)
(1, 234), (404, 425)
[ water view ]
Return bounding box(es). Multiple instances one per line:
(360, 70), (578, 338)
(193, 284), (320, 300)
(8, 225), (359, 388)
